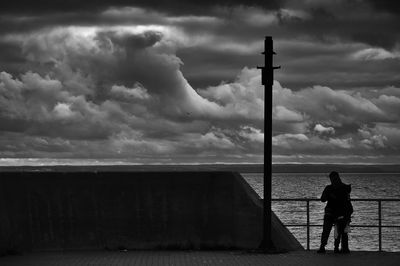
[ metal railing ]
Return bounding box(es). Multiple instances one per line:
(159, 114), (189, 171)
(271, 198), (400, 251)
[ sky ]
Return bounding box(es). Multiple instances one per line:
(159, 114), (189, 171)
(0, 0), (400, 165)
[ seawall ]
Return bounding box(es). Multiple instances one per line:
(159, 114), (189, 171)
(0, 171), (302, 253)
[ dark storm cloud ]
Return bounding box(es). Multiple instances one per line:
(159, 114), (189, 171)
(0, 1), (281, 36)
(367, 0), (400, 14)
(274, 40), (400, 90)
(0, 41), (24, 63)
(281, 0), (400, 49)
(0, 0), (281, 15)
(0, 9), (159, 35)
(178, 47), (260, 88)
(2, 0), (399, 56)
(285, 14), (400, 50)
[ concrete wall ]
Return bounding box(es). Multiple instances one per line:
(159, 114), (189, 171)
(0, 171), (302, 253)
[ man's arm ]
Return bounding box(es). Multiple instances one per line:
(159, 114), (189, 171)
(321, 186), (329, 202)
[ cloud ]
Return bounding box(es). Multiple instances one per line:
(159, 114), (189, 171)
(366, 0), (400, 15)
(352, 48), (400, 60)
(272, 133), (309, 149)
(197, 67), (265, 122)
(197, 131), (235, 150)
(371, 124), (400, 148)
(328, 137), (352, 149)
(239, 126), (263, 143)
(280, 0), (400, 50)
(0, 0), (281, 16)
(53, 102), (75, 119)
(377, 94), (400, 105)
(274, 105), (304, 122)
(274, 82), (388, 128)
(110, 83), (150, 101)
(0, 70), (125, 139)
(314, 124), (335, 134)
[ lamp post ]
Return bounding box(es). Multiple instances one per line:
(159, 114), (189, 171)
(257, 36), (280, 250)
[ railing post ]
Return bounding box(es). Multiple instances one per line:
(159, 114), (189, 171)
(378, 200), (382, 251)
(306, 200), (310, 251)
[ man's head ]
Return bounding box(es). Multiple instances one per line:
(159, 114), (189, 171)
(329, 171), (342, 185)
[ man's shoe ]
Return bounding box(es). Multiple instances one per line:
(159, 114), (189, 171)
(317, 246), (326, 253)
(341, 248), (350, 254)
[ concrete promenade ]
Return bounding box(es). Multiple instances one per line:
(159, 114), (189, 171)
(1, 250), (400, 266)
(0, 171), (301, 252)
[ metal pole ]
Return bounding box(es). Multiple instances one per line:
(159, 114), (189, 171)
(306, 200), (310, 251)
(378, 200), (382, 251)
(258, 36), (280, 250)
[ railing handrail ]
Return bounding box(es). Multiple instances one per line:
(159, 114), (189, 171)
(272, 198), (400, 201)
(270, 198), (400, 251)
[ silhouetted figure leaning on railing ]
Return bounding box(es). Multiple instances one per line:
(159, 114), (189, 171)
(317, 171), (353, 254)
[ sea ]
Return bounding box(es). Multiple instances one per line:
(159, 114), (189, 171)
(242, 173), (400, 252)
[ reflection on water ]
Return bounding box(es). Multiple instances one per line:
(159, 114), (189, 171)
(242, 173), (400, 251)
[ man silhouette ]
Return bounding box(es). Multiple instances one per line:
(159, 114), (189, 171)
(317, 171), (353, 253)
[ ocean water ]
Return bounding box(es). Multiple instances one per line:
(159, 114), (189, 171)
(242, 173), (400, 252)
